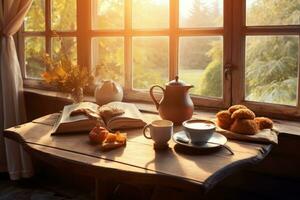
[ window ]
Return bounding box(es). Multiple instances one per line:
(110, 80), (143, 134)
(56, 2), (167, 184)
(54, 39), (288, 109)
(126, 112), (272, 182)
(22, 0), (77, 80)
(20, 0), (300, 118)
(90, 0), (231, 109)
(231, 0), (300, 117)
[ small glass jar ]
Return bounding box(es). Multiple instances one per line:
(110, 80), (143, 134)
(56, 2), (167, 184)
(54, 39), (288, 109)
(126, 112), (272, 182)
(71, 87), (84, 103)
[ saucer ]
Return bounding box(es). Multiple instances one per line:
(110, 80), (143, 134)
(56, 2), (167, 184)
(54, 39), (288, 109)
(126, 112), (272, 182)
(172, 130), (227, 149)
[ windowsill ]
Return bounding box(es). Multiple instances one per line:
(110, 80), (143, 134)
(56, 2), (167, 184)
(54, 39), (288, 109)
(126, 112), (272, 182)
(23, 87), (158, 113)
(24, 87), (300, 137)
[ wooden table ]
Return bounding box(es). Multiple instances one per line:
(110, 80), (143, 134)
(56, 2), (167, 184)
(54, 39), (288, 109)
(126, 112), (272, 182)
(4, 112), (273, 199)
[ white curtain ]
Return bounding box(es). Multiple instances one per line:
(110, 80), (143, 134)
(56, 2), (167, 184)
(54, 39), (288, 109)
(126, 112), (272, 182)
(0, 0), (33, 180)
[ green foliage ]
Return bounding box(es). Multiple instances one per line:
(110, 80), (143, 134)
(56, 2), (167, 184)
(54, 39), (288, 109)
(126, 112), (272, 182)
(184, 0), (222, 27)
(24, 0), (45, 31)
(196, 41), (222, 97)
(52, 0), (76, 30)
(94, 0), (124, 29)
(25, 0), (77, 79)
(179, 38), (212, 70)
(93, 37), (124, 85)
(132, 0), (169, 28)
(52, 37), (77, 65)
(242, 0), (299, 105)
(91, 0), (169, 89)
(245, 36), (298, 105)
(247, 0), (300, 25)
(25, 37), (45, 78)
(132, 37), (168, 89)
(179, 0), (223, 97)
(201, 0), (299, 105)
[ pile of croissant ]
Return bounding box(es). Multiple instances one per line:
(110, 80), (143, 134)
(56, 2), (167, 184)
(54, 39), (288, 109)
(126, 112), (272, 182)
(216, 105), (273, 135)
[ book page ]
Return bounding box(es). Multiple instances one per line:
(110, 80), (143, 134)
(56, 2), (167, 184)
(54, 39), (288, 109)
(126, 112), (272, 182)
(61, 102), (100, 124)
(51, 102), (103, 134)
(104, 102), (143, 120)
(102, 102), (146, 130)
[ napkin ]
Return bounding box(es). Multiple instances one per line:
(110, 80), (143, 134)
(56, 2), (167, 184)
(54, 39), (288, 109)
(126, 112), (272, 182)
(216, 127), (278, 144)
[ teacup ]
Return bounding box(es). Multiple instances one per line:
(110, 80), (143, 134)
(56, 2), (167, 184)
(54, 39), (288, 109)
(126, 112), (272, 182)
(182, 119), (216, 143)
(143, 120), (173, 149)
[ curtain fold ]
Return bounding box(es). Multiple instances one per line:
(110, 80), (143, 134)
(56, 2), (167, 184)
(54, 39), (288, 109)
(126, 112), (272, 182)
(0, 0), (33, 180)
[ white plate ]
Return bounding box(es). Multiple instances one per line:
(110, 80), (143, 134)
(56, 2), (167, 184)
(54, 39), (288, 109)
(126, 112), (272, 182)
(172, 130), (227, 149)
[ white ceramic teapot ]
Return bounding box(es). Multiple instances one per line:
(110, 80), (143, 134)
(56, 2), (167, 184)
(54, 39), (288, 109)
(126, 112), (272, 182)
(94, 80), (123, 105)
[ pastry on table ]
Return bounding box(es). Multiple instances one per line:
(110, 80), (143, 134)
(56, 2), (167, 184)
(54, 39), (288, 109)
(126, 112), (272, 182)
(216, 110), (234, 130)
(104, 132), (117, 143)
(89, 125), (127, 151)
(100, 132), (127, 151)
(89, 125), (108, 144)
(216, 105), (273, 135)
(228, 105), (248, 114)
(231, 108), (255, 120)
(254, 117), (273, 129)
(230, 119), (259, 135)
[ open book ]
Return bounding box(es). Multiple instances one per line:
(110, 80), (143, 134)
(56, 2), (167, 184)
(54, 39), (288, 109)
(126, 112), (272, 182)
(51, 101), (146, 135)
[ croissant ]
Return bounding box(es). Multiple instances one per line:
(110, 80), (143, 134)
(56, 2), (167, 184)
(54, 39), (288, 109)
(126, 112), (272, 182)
(216, 110), (233, 130)
(230, 119), (259, 135)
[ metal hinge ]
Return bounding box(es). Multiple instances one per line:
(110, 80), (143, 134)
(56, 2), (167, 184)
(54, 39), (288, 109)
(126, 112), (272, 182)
(224, 64), (232, 80)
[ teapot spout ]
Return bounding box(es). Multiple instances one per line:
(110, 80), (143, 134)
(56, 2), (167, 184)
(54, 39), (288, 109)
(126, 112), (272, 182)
(185, 85), (194, 91)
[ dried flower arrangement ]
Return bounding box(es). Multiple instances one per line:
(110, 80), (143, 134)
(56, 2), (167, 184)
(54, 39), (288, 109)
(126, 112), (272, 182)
(42, 54), (93, 93)
(41, 37), (94, 102)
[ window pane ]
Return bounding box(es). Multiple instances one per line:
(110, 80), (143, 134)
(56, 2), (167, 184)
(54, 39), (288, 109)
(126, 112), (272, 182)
(245, 36), (299, 106)
(25, 37), (45, 79)
(51, 37), (77, 64)
(24, 0), (45, 31)
(246, 0), (300, 26)
(91, 37), (124, 85)
(179, 36), (223, 98)
(92, 0), (124, 30)
(52, 0), (77, 31)
(132, 0), (169, 29)
(133, 37), (169, 90)
(179, 0), (223, 28)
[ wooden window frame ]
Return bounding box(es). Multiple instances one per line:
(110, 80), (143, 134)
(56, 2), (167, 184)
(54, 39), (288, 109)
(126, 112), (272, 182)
(87, 0), (232, 109)
(21, 0), (232, 109)
(232, 0), (300, 119)
(20, 0), (78, 89)
(19, 0), (300, 120)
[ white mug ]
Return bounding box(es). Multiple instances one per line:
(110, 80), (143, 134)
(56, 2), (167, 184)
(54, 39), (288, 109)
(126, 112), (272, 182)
(143, 120), (173, 146)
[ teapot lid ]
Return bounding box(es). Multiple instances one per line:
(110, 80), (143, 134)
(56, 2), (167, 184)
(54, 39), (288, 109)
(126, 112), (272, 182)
(167, 76), (191, 87)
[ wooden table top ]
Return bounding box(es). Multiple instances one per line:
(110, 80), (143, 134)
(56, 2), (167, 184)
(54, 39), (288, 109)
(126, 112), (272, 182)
(4, 112), (273, 193)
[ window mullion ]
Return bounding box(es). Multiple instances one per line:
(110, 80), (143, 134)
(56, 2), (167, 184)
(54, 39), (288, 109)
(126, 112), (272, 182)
(18, 30), (25, 78)
(124, 0), (132, 91)
(77, 0), (90, 68)
(223, 0), (233, 107)
(245, 26), (300, 35)
(45, 0), (51, 56)
(298, 35), (300, 109)
(231, 0), (244, 105)
(179, 29), (223, 36)
(169, 0), (178, 81)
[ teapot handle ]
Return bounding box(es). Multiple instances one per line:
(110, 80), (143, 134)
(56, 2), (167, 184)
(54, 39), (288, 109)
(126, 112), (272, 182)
(150, 85), (165, 110)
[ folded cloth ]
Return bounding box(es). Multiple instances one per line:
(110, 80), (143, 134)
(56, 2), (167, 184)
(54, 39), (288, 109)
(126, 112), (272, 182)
(216, 127), (278, 145)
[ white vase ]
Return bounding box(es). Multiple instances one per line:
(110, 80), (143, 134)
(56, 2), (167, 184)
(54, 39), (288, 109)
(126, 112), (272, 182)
(94, 80), (123, 106)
